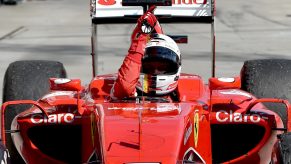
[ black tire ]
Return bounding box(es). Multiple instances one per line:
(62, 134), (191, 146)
(279, 133), (291, 164)
(0, 142), (10, 164)
(241, 59), (291, 128)
(2, 60), (67, 163)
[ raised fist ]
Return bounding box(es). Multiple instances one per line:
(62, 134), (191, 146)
(138, 12), (157, 34)
(131, 6), (163, 40)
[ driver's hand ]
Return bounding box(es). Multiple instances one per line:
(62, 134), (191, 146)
(131, 6), (162, 40)
(138, 9), (157, 34)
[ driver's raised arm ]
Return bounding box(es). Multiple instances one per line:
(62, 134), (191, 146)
(110, 6), (163, 99)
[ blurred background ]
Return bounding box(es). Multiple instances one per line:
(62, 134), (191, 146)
(0, 0), (291, 100)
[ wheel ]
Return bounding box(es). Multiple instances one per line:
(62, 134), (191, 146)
(0, 142), (10, 164)
(2, 60), (67, 163)
(241, 59), (291, 128)
(278, 133), (291, 164)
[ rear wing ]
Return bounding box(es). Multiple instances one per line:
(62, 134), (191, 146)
(90, 0), (215, 24)
(90, 0), (216, 77)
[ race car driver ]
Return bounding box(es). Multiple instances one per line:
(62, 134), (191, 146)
(110, 6), (181, 102)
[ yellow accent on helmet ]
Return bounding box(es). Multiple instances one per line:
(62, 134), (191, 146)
(142, 74), (149, 93)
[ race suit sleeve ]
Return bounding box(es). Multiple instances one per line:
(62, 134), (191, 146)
(110, 35), (148, 99)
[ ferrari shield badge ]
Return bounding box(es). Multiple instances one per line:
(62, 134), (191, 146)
(194, 110), (199, 147)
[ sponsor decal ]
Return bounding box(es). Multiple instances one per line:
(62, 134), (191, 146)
(41, 91), (72, 100)
(108, 104), (181, 113)
(54, 78), (71, 84)
(96, 0), (209, 6)
(216, 110), (261, 123)
(194, 110), (199, 147)
(184, 121), (193, 145)
(31, 113), (74, 124)
(172, 0), (207, 5)
(156, 104), (181, 113)
(220, 89), (252, 98)
(94, 0), (211, 19)
(108, 107), (143, 110)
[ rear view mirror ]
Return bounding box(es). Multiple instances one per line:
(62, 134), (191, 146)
(49, 78), (82, 91)
(209, 77), (241, 90)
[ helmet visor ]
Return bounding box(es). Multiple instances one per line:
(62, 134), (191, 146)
(142, 46), (180, 75)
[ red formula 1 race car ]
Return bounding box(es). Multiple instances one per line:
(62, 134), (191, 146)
(2, 0), (291, 163)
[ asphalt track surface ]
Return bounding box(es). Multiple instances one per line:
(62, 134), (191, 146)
(0, 0), (291, 101)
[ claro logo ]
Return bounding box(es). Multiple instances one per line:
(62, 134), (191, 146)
(216, 110), (261, 123)
(31, 113), (75, 124)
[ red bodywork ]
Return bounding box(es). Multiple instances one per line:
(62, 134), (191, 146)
(1, 73), (290, 163)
